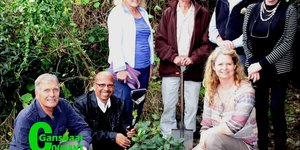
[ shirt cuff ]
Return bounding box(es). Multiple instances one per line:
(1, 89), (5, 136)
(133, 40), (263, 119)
(259, 58), (270, 68)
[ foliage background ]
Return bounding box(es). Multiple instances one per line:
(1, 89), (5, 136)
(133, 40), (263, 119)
(0, 0), (299, 149)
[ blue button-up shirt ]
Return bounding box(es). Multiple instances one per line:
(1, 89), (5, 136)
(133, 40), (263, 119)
(9, 98), (92, 150)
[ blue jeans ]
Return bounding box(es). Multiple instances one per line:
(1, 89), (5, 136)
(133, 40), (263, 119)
(113, 66), (150, 125)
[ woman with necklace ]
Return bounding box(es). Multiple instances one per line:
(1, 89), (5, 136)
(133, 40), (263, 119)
(243, 0), (297, 149)
(194, 48), (257, 150)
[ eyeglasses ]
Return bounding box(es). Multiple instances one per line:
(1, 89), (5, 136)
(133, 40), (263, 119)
(95, 83), (114, 89)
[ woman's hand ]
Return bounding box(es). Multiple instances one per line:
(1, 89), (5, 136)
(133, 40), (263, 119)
(248, 71), (260, 83)
(116, 70), (132, 83)
(247, 63), (262, 83)
(247, 63), (262, 74)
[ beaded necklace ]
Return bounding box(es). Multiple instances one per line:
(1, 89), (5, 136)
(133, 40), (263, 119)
(260, 1), (281, 22)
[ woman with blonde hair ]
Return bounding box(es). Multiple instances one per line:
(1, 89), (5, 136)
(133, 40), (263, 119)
(194, 47), (257, 150)
(107, 0), (154, 125)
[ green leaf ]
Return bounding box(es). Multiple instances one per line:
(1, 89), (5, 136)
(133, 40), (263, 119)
(82, 0), (89, 5)
(152, 114), (160, 120)
(148, 14), (154, 19)
(154, 5), (162, 11)
(93, 2), (100, 8)
(20, 93), (33, 103)
(26, 84), (35, 91)
(88, 36), (95, 43)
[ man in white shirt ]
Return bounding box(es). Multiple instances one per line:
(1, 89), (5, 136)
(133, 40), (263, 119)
(155, 0), (211, 139)
(73, 71), (136, 150)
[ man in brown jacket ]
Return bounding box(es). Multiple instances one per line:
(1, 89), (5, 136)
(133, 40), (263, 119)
(155, 0), (212, 138)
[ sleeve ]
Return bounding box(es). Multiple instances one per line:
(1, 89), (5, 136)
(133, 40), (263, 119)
(120, 101), (130, 135)
(260, 5), (297, 67)
(243, 4), (256, 66)
(107, 7), (126, 72)
(232, 35), (243, 48)
(155, 9), (178, 62)
(189, 10), (212, 64)
(208, 10), (219, 44)
(200, 94), (213, 132)
(65, 101), (92, 148)
(9, 115), (32, 150)
(225, 85), (255, 134)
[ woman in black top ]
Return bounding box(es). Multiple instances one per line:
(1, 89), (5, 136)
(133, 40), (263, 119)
(243, 0), (297, 149)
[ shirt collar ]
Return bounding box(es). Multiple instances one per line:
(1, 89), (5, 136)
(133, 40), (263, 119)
(35, 99), (62, 118)
(176, 2), (195, 17)
(96, 97), (111, 113)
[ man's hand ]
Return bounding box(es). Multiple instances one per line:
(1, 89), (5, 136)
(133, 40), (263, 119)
(115, 133), (131, 148)
(173, 56), (184, 66)
(182, 57), (193, 66)
(216, 36), (234, 50)
(126, 127), (136, 138)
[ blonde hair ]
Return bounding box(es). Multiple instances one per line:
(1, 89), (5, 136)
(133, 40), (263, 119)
(114, 0), (146, 7)
(203, 47), (247, 106)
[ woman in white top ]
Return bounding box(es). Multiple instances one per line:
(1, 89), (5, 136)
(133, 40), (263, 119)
(107, 0), (154, 125)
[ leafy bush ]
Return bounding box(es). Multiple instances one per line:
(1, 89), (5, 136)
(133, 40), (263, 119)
(130, 114), (184, 150)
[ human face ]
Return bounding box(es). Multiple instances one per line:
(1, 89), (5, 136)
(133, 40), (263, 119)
(264, 0), (279, 5)
(124, 0), (141, 8)
(35, 80), (60, 112)
(213, 54), (236, 80)
(94, 74), (114, 102)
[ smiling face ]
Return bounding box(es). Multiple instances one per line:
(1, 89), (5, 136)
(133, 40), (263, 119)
(213, 53), (236, 81)
(35, 79), (60, 112)
(93, 71), (114, 102)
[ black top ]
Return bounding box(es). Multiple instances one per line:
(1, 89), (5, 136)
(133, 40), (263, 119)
(247, 1), (288, 66)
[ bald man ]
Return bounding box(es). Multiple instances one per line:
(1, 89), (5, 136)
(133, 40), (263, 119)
(74, 71), (136, 150)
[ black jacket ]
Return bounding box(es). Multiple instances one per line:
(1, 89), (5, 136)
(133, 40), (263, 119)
(73, 91), (128, 150)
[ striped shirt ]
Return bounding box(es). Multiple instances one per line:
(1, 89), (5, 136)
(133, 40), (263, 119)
(201, 81), (257, 149)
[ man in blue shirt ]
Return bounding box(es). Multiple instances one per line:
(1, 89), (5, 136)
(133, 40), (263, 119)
(9, 73), (91, 150)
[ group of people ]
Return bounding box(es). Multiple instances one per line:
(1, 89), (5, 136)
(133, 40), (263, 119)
(9, 0), (297, 149)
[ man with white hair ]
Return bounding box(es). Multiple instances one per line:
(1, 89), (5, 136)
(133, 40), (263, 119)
(10, 73), (91, 150)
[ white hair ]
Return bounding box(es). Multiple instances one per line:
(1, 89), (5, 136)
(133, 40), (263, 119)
(35, 73), (59, 91)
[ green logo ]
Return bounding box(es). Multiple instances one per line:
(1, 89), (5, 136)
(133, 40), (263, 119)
(29, 122), (83, 150)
